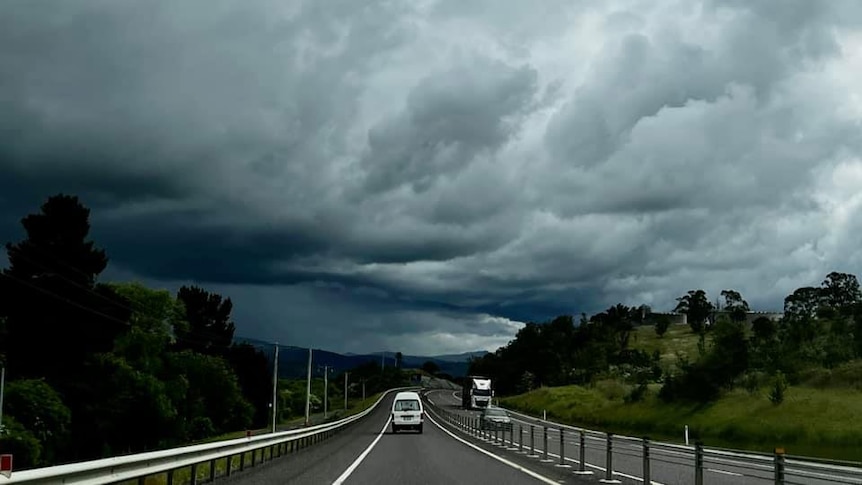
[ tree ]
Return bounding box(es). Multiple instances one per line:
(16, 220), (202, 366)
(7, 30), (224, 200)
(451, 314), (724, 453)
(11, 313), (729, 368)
(720, 289), (750, 323)
(820, 272), (861, 317)
(109, 282), (186, 375)
(4, 379), (72, 464)
(226, 344), (272, 427)
(166, 351), (253, 438)
(605, 303), (634, 354)
(421, 360), (440, 374)
(2, 194), (130, 383)
(751, 316), (777, 343)
(784, 286), (822, 322)
(655, 315), (671, 338)
(175, 285), (236, 356)
(674, 290), (713, 334)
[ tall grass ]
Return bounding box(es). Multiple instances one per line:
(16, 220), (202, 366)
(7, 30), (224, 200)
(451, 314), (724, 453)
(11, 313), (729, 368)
(502, 382), (862, 461)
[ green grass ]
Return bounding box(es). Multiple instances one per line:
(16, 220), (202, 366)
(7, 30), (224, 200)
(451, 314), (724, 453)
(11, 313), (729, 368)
(502, 381), (862, 461)
(117, 391), (388, 485)
(629, 324), (701, 372)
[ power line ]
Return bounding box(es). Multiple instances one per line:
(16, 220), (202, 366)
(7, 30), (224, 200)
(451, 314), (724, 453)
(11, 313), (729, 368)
(2, 247), (293, 353)
(0, 272), (238, 350)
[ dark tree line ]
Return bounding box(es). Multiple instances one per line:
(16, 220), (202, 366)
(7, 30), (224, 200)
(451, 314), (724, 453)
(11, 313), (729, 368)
(471, 272), (862, 405)
(0, 195), (273, 467)
(469, 308), (661, 396)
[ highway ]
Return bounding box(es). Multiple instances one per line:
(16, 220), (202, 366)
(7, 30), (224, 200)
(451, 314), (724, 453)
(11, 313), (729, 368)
(220, 390), (589, 485)
(431, 390), (857, 485)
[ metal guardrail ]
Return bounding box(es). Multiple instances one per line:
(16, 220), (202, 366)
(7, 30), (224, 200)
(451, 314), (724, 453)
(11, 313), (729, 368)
(423, 391), (862, 485)
(1, 386), (419, 485)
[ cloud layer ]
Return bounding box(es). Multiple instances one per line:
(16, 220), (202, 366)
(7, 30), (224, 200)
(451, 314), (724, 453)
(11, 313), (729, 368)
(2, 0), (862, 354)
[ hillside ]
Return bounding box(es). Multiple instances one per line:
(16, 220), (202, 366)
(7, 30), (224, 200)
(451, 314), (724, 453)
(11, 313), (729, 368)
(629, 323), (701, 371)
(501, 321), (862, 460)
(501, 367), (862, 461)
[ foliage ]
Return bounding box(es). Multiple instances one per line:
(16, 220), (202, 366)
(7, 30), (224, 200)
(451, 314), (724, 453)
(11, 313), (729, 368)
(769, 371), (788, 405)
(674, 289), (713, 334)
(654, 315), (671, 338)
(0, 195), (271, 467)
(502, 383), (862, 462)
(469, 305), (660, 395)
(175, 285), (236, 356)
(3, 380), (71, 463)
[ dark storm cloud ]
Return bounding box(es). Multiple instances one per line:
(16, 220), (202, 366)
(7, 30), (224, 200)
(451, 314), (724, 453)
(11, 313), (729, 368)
(3, 0), (862, 353)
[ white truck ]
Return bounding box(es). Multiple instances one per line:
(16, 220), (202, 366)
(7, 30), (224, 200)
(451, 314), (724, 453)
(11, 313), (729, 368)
(461, 375), (493, 409)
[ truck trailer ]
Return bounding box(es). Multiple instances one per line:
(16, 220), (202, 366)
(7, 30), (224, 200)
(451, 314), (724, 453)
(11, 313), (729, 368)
(461, 375), (493, 409)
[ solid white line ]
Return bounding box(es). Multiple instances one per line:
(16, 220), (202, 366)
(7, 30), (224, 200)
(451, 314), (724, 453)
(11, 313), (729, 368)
(707, 468), (743, 476)
(425, 411), (559, 485)
(331, 416), (392, 485)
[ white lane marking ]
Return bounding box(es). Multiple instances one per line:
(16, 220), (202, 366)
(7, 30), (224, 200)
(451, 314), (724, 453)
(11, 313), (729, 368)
(331, 415), (392, 485)
(425, 411), (560, 485)
(707, 468), (743, 476)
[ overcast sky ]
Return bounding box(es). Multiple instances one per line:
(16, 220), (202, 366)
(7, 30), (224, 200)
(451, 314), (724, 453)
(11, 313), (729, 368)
(2, 0), (862, 355)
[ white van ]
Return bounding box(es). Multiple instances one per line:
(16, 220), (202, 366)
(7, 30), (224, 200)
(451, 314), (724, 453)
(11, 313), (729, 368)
(391, 391), (424, 433)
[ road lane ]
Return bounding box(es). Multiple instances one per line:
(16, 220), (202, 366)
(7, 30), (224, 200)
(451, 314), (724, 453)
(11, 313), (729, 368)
(342, 407), (557, 485)
(221, 392), (397, 485)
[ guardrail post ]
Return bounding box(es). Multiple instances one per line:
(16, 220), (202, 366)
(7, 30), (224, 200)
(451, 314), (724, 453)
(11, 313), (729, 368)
(518, 424), (523, 452)
(542, 426), (550, 462)
(530, 425), (536, 456)
(558, 428), (568, 466)
(166, 469), (174, 485)
(209, 459), (216, 481)
(226, 455), (233, 476)
(575, 429), (591, 474)
(605, 433), (613, 482)
(774, 447), (786, 485)
(240, 451), (246, 471)
(190, 463), (198, 485)
(642, 437), (650, 485)
(695, 441), (704, 485)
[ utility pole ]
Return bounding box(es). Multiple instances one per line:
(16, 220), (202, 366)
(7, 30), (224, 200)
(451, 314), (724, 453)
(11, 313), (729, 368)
(322, 365), (331, 419)
(305, 348), (312, 426)
(362, 379), (366, 401)
(271, 342), (279, 433)
(344, 372), (348, 410)
(0, 366), (5, 436)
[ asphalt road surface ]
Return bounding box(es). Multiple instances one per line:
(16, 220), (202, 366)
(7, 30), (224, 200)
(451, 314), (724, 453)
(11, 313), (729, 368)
(221, 390), (580, 485)
(433, 390), (859, 485)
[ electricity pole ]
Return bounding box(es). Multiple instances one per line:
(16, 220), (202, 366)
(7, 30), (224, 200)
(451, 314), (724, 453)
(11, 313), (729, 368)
(362, 379), (366, 401)
(305, 348), (312, 426)
(271, 342), (279, 433)
(344, 372), (348, 410)
(321, 365), (333, 418)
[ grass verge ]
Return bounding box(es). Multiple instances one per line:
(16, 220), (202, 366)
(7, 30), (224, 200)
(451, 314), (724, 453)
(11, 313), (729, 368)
(501, 382), (862, 461)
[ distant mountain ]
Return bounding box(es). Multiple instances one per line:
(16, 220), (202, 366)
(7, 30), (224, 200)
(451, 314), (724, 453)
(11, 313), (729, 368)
(430, 351), (489, 362)
(232, 337), (477, 379)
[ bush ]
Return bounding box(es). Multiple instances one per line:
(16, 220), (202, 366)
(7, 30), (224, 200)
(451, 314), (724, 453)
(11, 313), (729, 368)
(0, 416), (42, 468)
(769, 371), (788, 405)
(624, 382), (648, 403)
